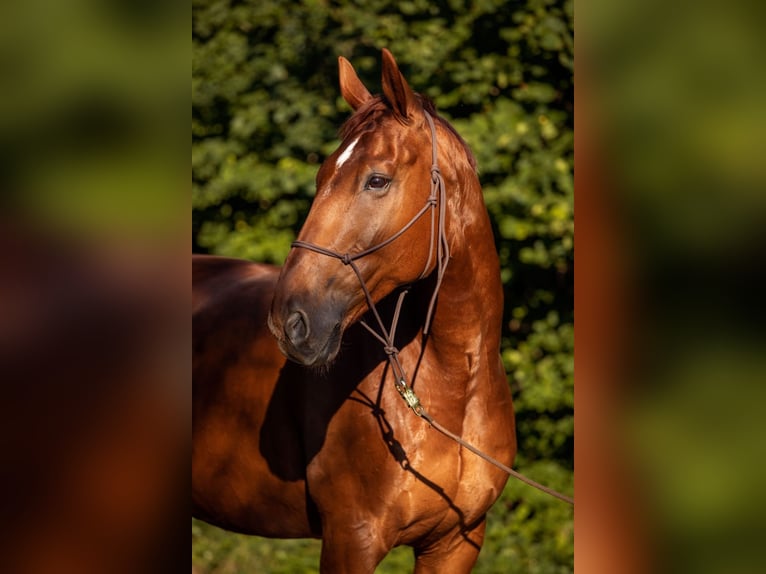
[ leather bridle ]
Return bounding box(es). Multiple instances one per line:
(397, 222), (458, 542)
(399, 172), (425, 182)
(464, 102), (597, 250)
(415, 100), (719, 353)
(291, 111), (449, 404)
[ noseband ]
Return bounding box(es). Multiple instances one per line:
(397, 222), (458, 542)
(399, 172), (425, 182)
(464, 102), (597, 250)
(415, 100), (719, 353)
(291, 111), (449, 411)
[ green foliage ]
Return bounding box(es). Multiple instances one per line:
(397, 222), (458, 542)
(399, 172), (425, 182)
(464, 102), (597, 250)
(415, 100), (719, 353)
(193, 0), (572, 571)
(192, 519), (323, 573)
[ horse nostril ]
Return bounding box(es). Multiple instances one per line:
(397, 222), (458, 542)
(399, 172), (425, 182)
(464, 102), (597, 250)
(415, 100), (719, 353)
(284, 310), (309, 345)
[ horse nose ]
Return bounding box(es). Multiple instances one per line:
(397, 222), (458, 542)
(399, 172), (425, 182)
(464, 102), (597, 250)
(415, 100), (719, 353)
(284, 309), (309, 345)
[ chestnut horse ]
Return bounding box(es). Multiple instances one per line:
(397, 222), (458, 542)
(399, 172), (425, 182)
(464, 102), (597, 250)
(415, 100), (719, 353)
(193, 49), (516, 573)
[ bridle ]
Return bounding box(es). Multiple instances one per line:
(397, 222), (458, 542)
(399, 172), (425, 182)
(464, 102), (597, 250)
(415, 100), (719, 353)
(292, 112), (448, 397)
(291, 111), (574, 506)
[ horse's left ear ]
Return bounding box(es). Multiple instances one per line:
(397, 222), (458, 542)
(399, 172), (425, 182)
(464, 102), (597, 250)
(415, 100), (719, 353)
(339, 56), (373, 111)
(381, 48), (421, 122)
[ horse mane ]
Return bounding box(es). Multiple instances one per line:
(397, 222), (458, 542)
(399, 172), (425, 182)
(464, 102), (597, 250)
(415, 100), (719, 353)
(339, 94), (477, 172)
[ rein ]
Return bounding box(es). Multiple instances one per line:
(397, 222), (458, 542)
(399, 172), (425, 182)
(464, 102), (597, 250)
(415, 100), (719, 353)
(291, 112), (574, 507)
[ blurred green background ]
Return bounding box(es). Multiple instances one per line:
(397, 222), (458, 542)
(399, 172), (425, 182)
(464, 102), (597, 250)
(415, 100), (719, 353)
(0, 0), (186, 238)
(582, 1), (766, 573)
(192, 0), (574, 572)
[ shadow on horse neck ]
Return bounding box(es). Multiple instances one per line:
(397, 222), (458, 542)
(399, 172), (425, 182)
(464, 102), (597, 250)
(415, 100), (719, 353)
(260, 277), (432, 478)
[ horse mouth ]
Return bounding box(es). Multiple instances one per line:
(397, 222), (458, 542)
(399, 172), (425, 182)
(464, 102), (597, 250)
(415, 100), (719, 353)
(273, 318), (343, 368)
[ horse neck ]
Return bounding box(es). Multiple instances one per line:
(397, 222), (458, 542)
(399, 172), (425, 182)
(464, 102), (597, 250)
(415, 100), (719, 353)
(420, 175), (503, 371)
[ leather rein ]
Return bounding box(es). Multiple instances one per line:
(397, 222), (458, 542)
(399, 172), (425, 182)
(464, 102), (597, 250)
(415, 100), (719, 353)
(291, 112), (574, 506)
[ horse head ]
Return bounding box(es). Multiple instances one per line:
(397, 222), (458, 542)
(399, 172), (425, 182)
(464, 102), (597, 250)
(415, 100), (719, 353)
(269, 49), (476, 367)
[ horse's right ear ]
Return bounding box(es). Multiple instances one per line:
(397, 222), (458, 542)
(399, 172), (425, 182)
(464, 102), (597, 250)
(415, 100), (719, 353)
(339, 56), (372, 111)
(380, 48), (420, 123)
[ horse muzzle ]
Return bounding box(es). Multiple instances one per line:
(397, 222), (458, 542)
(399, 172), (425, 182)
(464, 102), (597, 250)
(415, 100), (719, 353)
(268, 298), (344, 367)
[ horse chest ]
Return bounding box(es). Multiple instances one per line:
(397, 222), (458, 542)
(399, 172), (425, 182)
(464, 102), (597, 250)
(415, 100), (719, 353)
(303, 372), (492, 529)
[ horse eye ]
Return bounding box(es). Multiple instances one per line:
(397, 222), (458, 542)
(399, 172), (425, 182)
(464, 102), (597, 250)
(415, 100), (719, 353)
(365, 175), (391, 191)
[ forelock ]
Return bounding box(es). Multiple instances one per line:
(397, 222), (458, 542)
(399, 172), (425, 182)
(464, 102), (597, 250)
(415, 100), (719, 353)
(338, 94), (476, 171)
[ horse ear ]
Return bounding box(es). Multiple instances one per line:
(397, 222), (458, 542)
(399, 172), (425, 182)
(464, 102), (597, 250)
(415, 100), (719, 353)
(339, 56), (372, 111)
(380, 48), (420, 122)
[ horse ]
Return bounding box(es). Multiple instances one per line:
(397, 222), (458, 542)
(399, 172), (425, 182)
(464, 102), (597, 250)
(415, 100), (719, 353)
(192, 49), (516, 573)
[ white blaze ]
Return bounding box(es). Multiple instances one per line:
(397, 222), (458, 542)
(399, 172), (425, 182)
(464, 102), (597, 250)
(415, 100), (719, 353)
(335, 137), (359, 170)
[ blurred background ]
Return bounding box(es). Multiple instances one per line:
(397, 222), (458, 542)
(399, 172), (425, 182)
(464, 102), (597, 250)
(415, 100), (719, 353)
(1, 0), (186, 573)
(579, 1), (766, 573)
(192, 0), (574, 572)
